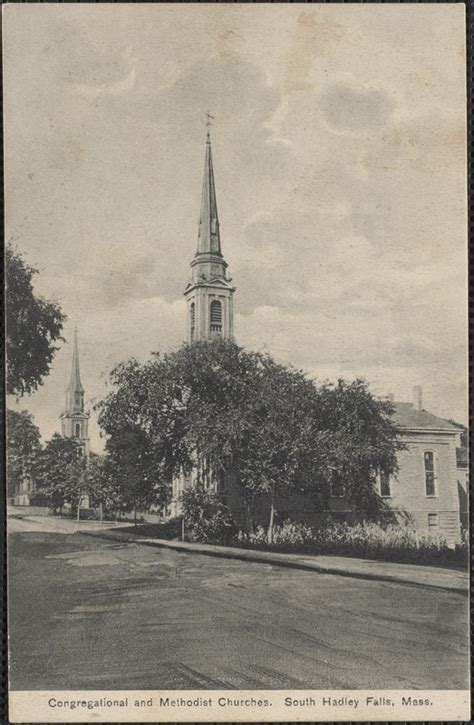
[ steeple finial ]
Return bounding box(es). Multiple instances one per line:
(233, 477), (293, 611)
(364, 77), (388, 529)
(197, 113), (221, 256)
(205, 110), (214, 142)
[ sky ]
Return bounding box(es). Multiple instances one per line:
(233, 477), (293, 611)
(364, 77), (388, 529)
(4, 4), (468, 451)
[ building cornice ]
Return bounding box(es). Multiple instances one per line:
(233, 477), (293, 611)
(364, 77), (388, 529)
(185, 279), (235, 294)
(396, 426), (458, 437)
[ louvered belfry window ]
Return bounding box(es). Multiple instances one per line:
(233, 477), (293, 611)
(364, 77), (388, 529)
(210, 300), (222, 333)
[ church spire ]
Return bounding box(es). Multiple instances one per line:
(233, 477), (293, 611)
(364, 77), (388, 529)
(60, 326), (90, 456)
(197, 116), (221, 256)
(65, 328), (84, 414)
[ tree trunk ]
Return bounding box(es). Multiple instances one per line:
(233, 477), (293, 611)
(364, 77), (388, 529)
(245, 501), (254, 536)
(267, 486), (276, 543)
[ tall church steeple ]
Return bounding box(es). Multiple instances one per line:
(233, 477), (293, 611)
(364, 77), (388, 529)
(65, 328), (84, 415)
(185, 122), (235, 342)
(60, 328), (90, 456)
(197, 128), (221, 256)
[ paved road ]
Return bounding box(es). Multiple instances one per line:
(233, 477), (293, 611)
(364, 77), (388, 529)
(8, 524), (469, 690)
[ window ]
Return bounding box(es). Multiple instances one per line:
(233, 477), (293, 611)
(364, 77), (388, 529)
(424, 451), (436, 497)
(210, 300), (222, 333)
(428, 513), (439, 531)
(379, 470), (391, 497)
(75, 423), (81, 438)
(190, 302), (195, 342)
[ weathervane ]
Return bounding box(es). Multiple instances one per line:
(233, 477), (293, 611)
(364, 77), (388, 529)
(205, 110), (214, 139)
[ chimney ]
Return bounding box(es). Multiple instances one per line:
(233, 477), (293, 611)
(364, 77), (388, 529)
(413, 385), (423, 411)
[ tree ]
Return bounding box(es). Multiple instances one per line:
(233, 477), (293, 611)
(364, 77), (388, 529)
(6, 409), (42, 498)
(312, 379), (405, 516)
(85, 456), (125, 516)
(97, 340), (403, 540)
(96, 357), (182, 514)
(33, 434), (84, 514)
(6, 243), (66, 397)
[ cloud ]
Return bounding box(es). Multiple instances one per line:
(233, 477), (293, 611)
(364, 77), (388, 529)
(73, 68), (137, 98)
(319, 84), (395, 133)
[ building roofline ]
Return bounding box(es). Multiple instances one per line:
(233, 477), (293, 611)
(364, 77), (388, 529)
(396, 425), (459, 436)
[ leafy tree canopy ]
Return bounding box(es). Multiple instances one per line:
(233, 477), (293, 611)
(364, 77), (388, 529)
(6, 408), (42, 497)
(6, 243), (66, 397)
(97, 340), (403, 530)
(33, 433), (84, 512)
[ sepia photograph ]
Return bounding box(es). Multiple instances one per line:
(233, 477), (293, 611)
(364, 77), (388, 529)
(4, 3), (469, 722)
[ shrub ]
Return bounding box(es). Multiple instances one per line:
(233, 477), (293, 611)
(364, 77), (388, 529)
(181, 486), (237, 545)
(237, 519), (467, 568)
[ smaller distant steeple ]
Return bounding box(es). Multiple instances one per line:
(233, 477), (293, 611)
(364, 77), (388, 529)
(65, 328), (84, 415)
(60, 328), (90, 456)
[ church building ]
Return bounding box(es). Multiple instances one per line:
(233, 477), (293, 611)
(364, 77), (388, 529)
(169, 126), (466, 545)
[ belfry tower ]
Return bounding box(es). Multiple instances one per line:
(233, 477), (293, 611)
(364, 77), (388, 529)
(184, 124), (235, 341)
(60, 329), (90, 457)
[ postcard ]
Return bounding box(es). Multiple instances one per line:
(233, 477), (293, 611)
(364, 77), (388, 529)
(4, 3), (469, 722)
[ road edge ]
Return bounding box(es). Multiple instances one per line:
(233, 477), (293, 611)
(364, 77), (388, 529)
(81, 529), (468, 596)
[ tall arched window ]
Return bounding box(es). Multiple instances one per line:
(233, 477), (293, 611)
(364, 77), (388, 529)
(424, 451), (436, 496)
(190, 302), (195, 342)
(75, 423), (81, 438)
(210, 300), (222, 334)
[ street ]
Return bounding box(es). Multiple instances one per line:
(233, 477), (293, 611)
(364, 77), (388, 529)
(8, 520), (469, 691)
